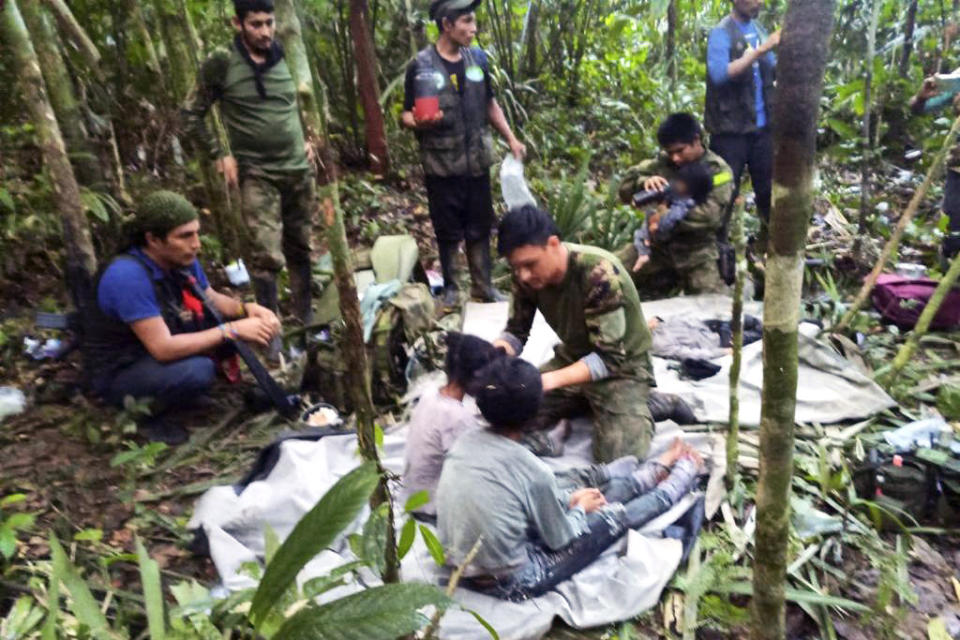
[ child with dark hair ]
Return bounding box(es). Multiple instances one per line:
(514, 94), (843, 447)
(632, 161), (715, 272)
(401, 332), (502, 516)
(436, 356), (702, 601)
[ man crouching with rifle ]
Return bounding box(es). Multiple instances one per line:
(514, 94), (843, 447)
(84, 191), (280, 444)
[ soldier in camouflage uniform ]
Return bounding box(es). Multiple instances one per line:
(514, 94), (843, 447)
(494, 206), (656, 462)
(181, 0), (314, 360)
(617, 113), (734, 298)
(911, 76), (960, 263)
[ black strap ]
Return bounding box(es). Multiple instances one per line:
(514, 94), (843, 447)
(234, 34), (285, 99)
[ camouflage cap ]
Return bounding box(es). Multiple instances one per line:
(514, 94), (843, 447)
(429, 0), (481, 21)
(134, 190), (199, 239)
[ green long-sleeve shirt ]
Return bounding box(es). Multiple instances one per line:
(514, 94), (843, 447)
(618, 149), (734, 240)
(502, 243), (653, 383)
(181, 45), (309, 177)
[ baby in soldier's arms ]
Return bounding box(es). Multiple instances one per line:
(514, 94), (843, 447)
(632, 161), (714, 272)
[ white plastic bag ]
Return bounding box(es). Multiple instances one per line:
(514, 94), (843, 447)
(500, 154), (536, 210)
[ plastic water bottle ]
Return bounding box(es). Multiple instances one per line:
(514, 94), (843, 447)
(413, 70), (440, 121)
(500, 154), (536, 210)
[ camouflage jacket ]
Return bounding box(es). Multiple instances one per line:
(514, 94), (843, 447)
(618, 149), (734, 245)
(501, 243), (653, 383)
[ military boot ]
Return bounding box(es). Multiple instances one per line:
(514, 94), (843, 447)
(287, 260), (314, 328)
(466, 240), (506, 302)
(437, 241), (460, 309)
(252, 274), (283, 363)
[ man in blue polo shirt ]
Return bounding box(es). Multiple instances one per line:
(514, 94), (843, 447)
(83, 191), (281, 444)
(705, 0), (779, 252)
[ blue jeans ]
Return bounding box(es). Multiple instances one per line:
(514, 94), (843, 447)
(469, 487), (673, 602)
(99, 355), (216, 412)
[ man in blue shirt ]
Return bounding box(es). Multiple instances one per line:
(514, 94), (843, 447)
(84, 191), (281, 444)
(910, 76), (960, 263)
(705, 0), (779, 253)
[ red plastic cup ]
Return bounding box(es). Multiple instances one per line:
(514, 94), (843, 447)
(414, 95), (440, 122)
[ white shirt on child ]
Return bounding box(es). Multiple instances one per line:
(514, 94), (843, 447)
(401, 387), (480, 516)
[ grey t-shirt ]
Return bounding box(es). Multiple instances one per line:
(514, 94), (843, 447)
(436, 429), (588, 574)
(401, 389), (479, 516)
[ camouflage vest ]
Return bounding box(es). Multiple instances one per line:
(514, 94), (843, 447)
(413, 46), (494, 178)
(704, 16), (776, 135)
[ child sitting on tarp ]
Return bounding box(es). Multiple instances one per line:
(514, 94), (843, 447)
(632, 161), (715, 272)
(401, 332), (501, 517)
(436, 356), (702, 601)
(402, 333), (642, 517)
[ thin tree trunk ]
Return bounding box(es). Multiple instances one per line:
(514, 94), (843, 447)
(900, 0), (918, 77)
(666, 0), (677, 91)
(152, 0), (193, 102)
(127, 0), (161, 77)
(836, 112), (960, 332)
(886, 251), (960, 381)
(20, 1), (103, 188)
(349, 0), (390, 175)
(858, 0), (881, 238)
(2, 0), (98, 308)
(752, 1), (835, 638)
(275, 0), (398, 584)
(727, 199), (746, 490)
(43, 0), (102, 73)
(521, 0), (540, 78)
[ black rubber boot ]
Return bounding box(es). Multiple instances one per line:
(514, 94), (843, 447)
(466, 240), (506, 302)
(647, 391), (697, 425)
(437, 241), (460, 309)
(252, 274), (282, 363)
(287, 260), (314, 328)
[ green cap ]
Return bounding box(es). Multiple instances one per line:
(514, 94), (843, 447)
(428, 0), (481, 21)
(134, 190), (199, 239)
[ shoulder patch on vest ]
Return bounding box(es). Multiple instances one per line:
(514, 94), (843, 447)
(713, 171), (733, 187)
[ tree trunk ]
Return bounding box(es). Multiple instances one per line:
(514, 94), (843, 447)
(275, 0), (398, 584)
(521, 0), (540, 78)
(349, 0), (390, 175)
(152, 0), (194, 102)
(20, 1), (103, 189)
(899, 0), (918, 78)
(126, 0), (161, 77)
(43, 0), (102, 73)
(727, 199), (746, 490)
(666, 0), (677, 90)
(751, 1), (835, 638)
(857, 0), (881, 238)
(2, 0), (98, 308)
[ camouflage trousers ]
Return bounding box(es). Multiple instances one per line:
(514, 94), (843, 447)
(618, 240), (726, 300)
(527, 359), (654, 462)
(240, 169), (316, 277)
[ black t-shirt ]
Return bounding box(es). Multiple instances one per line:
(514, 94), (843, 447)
(403, 48), (494, 111)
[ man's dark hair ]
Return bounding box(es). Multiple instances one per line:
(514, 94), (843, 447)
(444, 332), (503, 390)
(473, 356), (542, 432)
(434, 8), (471, 31)
(496, 205), (560, 257)
(656, 113), (703, 148)
(234, 0), (274, 20)
(674, 162), (714, 205)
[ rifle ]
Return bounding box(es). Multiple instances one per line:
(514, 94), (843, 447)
(181, 271), (301, 419)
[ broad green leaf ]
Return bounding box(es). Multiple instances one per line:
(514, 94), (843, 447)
(49, 533), (116, 637)
(42, 549), (61, 640)
(929, 617), (952, 640)
(74, 528), (103, 542)
(249, 462), (379, 626)
(302, 560), (364, 599)
(360, 504), (388, 576)
(136, 538), (166, 640)
(274, 582), (452, 640)
(3, 512), (35, 530)
(0, 493), (26, 507)
(403, 490), (430, 513)
(397, 517), (416, 560)
(0, 188), (15, 212)
(264, 523), (280, 565)
(3, 596), (44, 637)
(419, 524), (446, 566)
